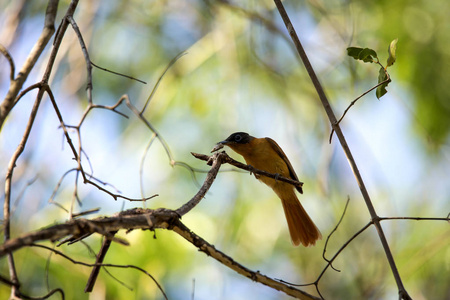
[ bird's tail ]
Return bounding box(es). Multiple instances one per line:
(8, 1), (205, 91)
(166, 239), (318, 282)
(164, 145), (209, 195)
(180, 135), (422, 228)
(279, 191), (322, 247)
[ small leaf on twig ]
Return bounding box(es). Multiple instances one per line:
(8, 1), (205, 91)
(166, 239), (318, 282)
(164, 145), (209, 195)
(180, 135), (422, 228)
(376, 67), (389, 99)
(386, 38), (398, 68)
(347, 47), (378, 63)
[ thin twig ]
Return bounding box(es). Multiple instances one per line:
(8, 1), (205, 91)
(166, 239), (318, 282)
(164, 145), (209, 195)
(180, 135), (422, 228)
(141, 51), (187, 114)
(67, 15), (93, 103)
(17, 288), (65, 300)
(11, 174), (38, 216)
(91, 61), (147, 84)
(176, 152), (226, 216)
(0, 0), (59, 130)
(30, 244), (167, 300)
(139, 133), (157, 201)
(379, 216), (450, 222)
(279, 221), (373, 300)
(329, 74), (391, 143)
(84, 231), (118, 293)
(72, 208), (101, 218)
(123, 95), (175, 165)
(192, 152), (304, 190)
(273, 1), (412, 299)
(322, 196), (351, 272)
(4, 85), (46, 296)
(0, 44), (15, 80)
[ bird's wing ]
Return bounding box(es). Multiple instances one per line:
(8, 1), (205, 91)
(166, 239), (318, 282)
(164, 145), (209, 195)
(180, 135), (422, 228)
(265, 137), (303, 194)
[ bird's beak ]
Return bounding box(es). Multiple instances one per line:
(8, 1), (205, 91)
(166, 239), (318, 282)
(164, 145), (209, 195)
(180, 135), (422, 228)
(211, 140), (227, 153)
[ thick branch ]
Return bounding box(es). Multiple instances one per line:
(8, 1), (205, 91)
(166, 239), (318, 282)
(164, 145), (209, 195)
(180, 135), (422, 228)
(0, 208), (176, 256)
(0, 207), (319, 300)
(172, 219), (319, 300)
(175, 152), (226, 216)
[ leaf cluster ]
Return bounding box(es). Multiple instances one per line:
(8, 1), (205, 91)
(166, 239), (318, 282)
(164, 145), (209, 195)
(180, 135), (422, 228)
(347, 39), (398, 99)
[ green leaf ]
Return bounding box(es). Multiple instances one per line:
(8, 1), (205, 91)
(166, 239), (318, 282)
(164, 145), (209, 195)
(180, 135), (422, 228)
(376, 67), (390, 99)
(347, 47), (364, 59)
(347, 47), (378, 63)
(359, 48), (378, 63)
(386, 38), (398, 67)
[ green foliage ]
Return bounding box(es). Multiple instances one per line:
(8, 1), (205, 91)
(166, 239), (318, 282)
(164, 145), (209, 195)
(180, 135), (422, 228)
(346, 47), (379, 63)
(347, 39), (398, 99)
(386, 38), (398, 67)
(376, 67), (389, 99)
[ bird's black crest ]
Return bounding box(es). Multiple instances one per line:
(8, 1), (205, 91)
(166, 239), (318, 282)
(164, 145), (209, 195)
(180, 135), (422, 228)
(224, 132), (253, 144)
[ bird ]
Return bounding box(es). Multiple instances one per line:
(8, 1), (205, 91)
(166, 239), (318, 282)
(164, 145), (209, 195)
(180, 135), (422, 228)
(212, 132), (321, 247)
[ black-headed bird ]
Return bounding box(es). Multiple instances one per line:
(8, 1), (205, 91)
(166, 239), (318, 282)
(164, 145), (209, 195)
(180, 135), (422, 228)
(213, 132), (321, 247)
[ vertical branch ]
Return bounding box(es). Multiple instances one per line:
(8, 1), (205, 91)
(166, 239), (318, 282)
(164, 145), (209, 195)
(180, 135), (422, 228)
(273, 1), (411, 299)
(4, 87), (44, 297)
(3, 1), (80, 298)
(66, 16), (93, 103)
(0, 0), (59, 130)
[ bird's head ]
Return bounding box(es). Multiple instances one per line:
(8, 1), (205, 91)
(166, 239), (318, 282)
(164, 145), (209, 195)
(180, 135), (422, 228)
(211, 132), (254, 152)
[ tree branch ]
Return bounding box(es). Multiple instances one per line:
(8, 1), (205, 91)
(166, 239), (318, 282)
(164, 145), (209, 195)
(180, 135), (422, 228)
(273, 1), (411, 299)
(0, 0), (59, 130)
(0, 150), (321, 299)
(329, 74), (391, 143)
(191, 152), (304, 190)
(0, 206), (320, 300)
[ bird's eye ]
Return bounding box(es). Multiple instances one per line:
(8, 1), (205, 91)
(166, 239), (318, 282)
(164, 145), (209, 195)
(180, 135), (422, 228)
(234, 134), (242, 142)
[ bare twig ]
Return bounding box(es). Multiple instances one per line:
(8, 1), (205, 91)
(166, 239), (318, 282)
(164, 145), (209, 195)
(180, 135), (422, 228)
(0, 44), (15, 80)
(84, 231), (118, 293)
(11, 174), (38, 216)
(31, 244), (167, 300)
(141, 51), (187, 114)
(176, 152), (227, 216)
(191, 152), (304, 190)
(0, 0), (59, 130)
(0, 208), (171, 255)
(4, 87), (45, 296)
(329, 73), (391, 143)
(0, 206), (319, 300)
(67, 15), (93, 103)
(47, 87), (155, 203)
(172, 219), (320, 300)
(17, 288), (65, 300)
(280, 221), (373, 300)
(379, 216), (450, 222)
(273, 1), (412, 299)
(91, 61), (147, 84)
(72, 208), (101, 218)
(322, 196), (351, 272)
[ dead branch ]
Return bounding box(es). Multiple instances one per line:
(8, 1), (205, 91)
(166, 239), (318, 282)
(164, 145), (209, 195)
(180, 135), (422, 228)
(0, 207), (320, 300)
(172, 219), (319, 300)
(32, 244), (167, 300)
(0, 151), (321, 300)
(0, 208), (173, 256)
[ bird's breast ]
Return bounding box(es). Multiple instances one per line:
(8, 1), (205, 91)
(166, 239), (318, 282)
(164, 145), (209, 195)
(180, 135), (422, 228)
(237, 140), (291, 189)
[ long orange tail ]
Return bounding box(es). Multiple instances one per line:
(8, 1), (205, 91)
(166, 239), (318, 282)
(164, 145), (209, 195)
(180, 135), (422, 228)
(279, 191), (321, 247)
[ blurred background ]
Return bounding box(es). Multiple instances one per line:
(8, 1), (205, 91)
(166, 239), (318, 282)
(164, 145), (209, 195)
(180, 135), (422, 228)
(0, 0), (449, 299)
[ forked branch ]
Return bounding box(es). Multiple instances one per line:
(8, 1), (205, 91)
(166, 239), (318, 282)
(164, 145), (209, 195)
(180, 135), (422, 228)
(0, 152), (320, 300)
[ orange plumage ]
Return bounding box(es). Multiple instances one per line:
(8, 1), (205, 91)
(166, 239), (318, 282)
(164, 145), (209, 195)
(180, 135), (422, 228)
(215, 132), (321, 247)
